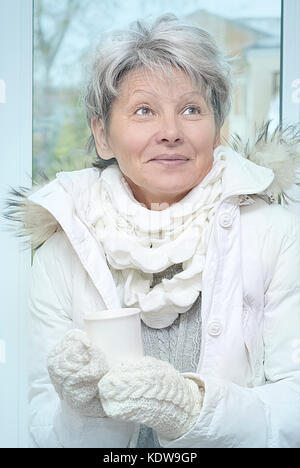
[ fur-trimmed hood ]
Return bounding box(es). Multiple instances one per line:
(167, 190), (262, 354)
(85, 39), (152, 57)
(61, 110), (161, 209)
(3, 121), (300, 250)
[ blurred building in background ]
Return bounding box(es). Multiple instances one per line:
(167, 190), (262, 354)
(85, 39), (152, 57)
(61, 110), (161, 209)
(185, 10), (280, 141)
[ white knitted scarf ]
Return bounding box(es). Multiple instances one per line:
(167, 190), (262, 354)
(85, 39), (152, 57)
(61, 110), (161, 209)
(92, 151), (226, 328)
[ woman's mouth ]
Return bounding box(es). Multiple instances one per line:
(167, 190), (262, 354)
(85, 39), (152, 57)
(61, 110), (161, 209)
(149, 154), (190, 166)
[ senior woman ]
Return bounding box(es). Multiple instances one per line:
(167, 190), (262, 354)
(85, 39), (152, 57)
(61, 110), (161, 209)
(7, 14), (300, 448)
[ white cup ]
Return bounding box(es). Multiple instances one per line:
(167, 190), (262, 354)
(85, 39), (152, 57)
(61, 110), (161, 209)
(84, 308), (144, 367)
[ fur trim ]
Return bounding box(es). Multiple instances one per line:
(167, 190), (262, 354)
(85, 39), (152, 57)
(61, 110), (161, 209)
(229, 120), (300, 204)
(2, 184), (61, 250)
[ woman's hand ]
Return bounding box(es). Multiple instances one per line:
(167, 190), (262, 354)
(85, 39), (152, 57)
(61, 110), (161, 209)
(98, 356), (204, 440)
(47, 329), (109, 417)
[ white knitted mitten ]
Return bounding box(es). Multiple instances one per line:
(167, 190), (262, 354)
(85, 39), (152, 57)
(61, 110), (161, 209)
(47, 329), (109, 417)
(98, 356), (204, 440)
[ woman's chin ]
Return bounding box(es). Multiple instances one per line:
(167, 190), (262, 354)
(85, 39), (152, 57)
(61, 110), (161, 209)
(145, 181), (194, 204)
(125, 170), (198, 206)
(145, 173), (195, 194)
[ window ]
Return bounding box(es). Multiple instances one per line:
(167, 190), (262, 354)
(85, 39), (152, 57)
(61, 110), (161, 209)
(33, 0), (282, 180)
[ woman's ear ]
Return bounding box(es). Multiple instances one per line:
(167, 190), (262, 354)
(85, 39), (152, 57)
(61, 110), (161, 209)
(91, 118), (114, 160)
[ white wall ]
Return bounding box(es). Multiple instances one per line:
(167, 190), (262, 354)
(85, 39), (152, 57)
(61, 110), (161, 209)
(246, 49), (280, 130)
(0, 0), (32, 448)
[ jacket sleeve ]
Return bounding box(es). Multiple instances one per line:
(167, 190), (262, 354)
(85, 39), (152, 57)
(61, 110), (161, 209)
(28, 230), (136, 448)
(158, 214), (300, 449)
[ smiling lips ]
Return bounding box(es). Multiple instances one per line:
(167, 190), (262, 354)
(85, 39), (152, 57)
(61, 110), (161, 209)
(150, 154), (189, 166)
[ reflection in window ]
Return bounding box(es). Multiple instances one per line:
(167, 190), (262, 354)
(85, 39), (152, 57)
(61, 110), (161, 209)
(33, 0), (281, 180)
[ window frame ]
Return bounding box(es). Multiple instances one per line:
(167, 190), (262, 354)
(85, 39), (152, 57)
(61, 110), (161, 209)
(0, 0), (32, 448)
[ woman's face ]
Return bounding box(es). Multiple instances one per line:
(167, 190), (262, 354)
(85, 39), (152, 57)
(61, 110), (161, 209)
(92, 67), (220, 209)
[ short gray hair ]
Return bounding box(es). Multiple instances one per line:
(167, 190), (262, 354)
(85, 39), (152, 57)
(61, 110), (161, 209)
(84, 14), (233, 168)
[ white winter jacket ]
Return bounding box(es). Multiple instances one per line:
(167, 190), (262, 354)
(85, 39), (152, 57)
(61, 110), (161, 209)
(17, 144), (299, 448)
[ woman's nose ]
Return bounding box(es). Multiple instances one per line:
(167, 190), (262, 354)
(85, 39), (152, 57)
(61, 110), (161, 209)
(155, 115), (184, 145)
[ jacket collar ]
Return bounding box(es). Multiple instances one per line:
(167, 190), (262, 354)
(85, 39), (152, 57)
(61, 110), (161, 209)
(28, 170), (122, 310)
(215, 146), (274, 201)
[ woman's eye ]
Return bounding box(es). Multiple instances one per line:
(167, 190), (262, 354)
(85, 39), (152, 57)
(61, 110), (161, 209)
(183, 106), (201, 115)
(135, 106), (153, 116)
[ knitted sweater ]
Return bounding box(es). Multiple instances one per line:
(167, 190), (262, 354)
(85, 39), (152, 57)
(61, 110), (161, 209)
(135, 263), (202, 448)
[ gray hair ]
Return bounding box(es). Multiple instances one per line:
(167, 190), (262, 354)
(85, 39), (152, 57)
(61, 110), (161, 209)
(84, 14), (233, 169)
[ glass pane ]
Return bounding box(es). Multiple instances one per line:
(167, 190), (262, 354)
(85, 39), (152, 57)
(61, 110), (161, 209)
(33, 0), (281, 180)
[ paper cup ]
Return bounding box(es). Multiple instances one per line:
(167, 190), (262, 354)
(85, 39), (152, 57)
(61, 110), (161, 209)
(84, 308), (144, 367)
